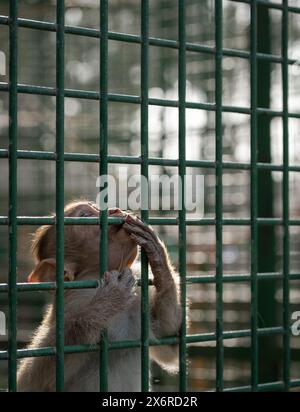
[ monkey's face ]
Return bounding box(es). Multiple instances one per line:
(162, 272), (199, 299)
(63, 201), (138, 271)
(106, 208), (139, 271)
(30, 201), (138, 281)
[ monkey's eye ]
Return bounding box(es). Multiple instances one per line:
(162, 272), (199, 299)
(79, 210), (93, 217)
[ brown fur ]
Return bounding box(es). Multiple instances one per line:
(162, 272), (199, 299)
(17, 201), (183, 392)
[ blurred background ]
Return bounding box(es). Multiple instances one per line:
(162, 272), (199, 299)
(0, 0), (300, 391)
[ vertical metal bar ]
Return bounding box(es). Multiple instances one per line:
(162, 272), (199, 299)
(215, 0), (224, 392)
(250, 0), (259, 391)
(99, 0), (109, 392)
(282, 0), (290, 392)
(257, 4), (277, 384)
(8, 0), (18, 393)
(55, 0), (65, 392)
(141, 0), (150, 392)
(178, 0), (187, 392)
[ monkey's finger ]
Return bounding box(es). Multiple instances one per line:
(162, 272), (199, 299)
(121, 267), (133, 277)
(119, 268), (133, 282)
(125, 224), (164, 259)
(123, 222), (155, 243)
(126, 228), (160, 254)
(130, 234), (158, 257)
(119, 269), (136, 289)
(125, 275), (136, 289)
(127, 223), (162, 248)
(125, 215), (151, 232)
(129, 233), (148, 247)
(107, 270), (121, 283)
(125, 214), (157, 237)
(124, 221), (161, 249)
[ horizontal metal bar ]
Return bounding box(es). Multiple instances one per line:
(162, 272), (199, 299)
(120, 217), (300, 226)
(187, 326), (285, 344)
(0, 82), (99, 99)
(1, 149), (300, 172)
(0, 216), (125, 225)
(223, 379), (300, 393)
(1, 272), (299, 293)
(0, 17), (297, 65)
(0, 216), (299, 226)
(0, 280), (99, 292)
(0, 326), (286, 361)
(0, 15), (298, 64)
(186, 272), (300, 283)
(0, 82), (300, 119)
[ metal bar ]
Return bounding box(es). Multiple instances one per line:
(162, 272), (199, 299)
(0, 326), (289, 361)
(1, 15), (300, 63)
(1, 81), (300, 122)
(2, 149), (300, 172)
(1, 81), (300, 120)
(215, 0), (224, 393)
(257, 2), (277, 385)
(140, 0), (150, 392)
(1, 216), (300, 227)
(1, 271), (300, 293)
(0, 280), (99, 292)
(184, 273), (300, 283)
(55, 0), (65, 392)
(282, 0), (290, 392)
(1, 81), (300, 119)
(0, 216), (124, 225)
(178, 0), (187, 392)
(8, 0), (18, 393)
(1, 0), (297, 393)
(250, 0), (259, 391)
(99, 0), (109, 393)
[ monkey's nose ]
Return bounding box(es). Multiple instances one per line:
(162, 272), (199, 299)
(108, 208), (122, 216)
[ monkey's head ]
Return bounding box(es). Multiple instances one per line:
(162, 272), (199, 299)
(28, 200), (138, 283)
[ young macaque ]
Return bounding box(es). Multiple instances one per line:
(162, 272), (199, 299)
(17, 200), (182, 392)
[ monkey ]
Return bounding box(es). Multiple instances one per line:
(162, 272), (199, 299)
(17, 200), (183, 392)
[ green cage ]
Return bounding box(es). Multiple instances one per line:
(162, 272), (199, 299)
(0, 0), (300, 392)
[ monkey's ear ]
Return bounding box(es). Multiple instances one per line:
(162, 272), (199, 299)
(27, 258), (56, 283)
(27, 258), (76, 283)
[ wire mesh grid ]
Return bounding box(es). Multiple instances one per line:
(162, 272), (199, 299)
(0, 0), (299, 392)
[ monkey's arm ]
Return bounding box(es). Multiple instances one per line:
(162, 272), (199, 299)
(63, 269), (136, 345)
(123, 217), (182, 370)
(17, 269), (135, 391)
(148, 261), (182, 371)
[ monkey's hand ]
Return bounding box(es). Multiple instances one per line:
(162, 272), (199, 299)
(92, 268), (136, 317)
(63, 269), (136, 346)
(123, 215), (173, 292)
